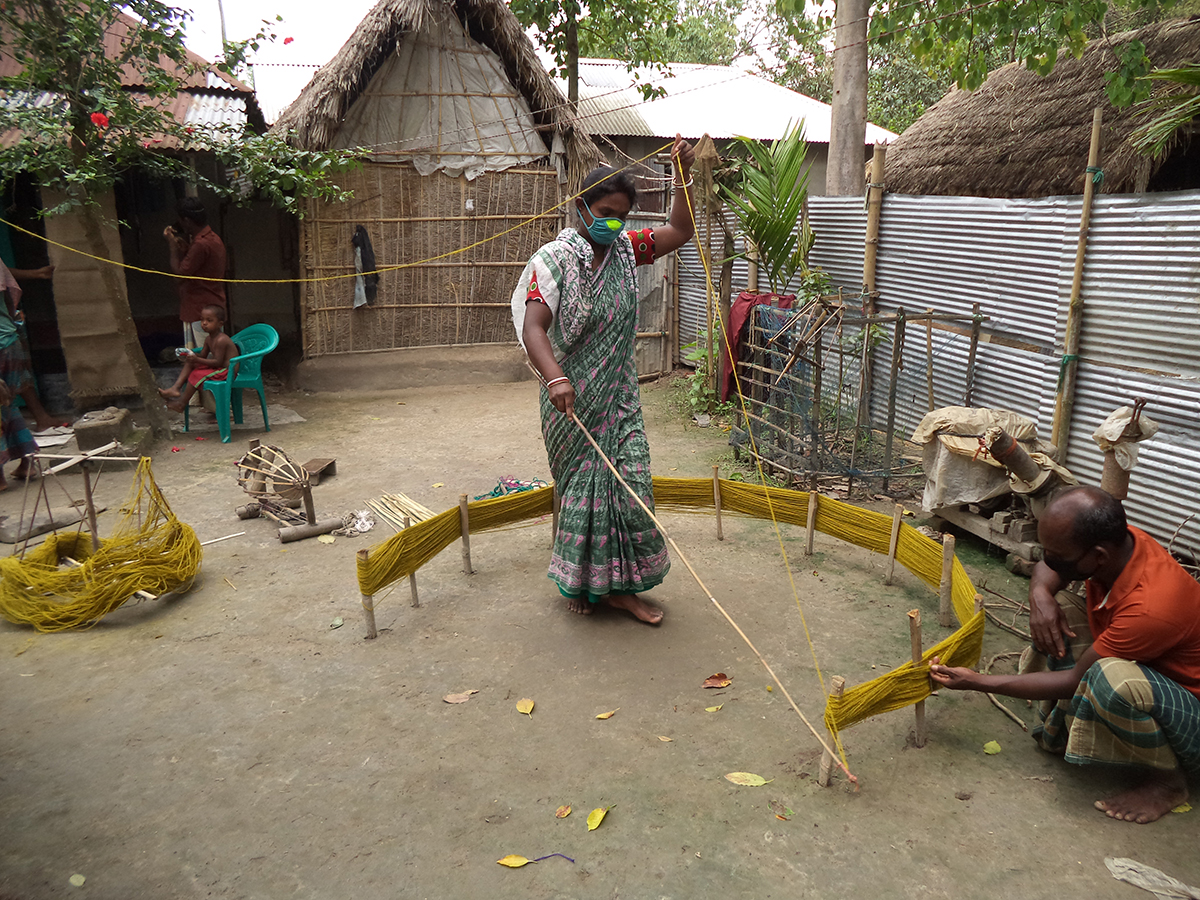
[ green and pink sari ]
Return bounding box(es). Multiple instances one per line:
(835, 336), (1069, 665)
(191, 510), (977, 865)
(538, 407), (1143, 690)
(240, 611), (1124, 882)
(512, 227), (669, 603)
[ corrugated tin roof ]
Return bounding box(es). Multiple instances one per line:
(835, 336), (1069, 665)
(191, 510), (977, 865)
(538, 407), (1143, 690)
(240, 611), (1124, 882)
(569, 59), (896, 145)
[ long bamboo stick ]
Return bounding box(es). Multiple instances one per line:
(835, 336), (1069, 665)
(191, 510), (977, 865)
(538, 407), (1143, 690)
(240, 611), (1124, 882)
(569, 412), (857, 784)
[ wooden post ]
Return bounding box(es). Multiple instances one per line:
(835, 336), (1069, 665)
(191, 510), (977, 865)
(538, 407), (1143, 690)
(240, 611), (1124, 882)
(963, 301), (982, 406)
(247, 438), (267, 496)
(712, 465), (724, 541)
(357, 548), (378, 639)
(81, 466), (101, 553)
(404, 515), (420, 608)
(694, 134), (719, 397)
(459, 493), (473, 575)
(975, 593), (985, 615)
(908, 610), (926, 747)
(818, 675), (846, 786)
(882, 307), (905, 491)
(862, 143), (887, 295)
(925, 307), (935, 412)
(939, 533), (956, 627)
(1051, 107), (1104, 456)
(301, 481), (317, 526)
(810, 329), (823, 488)
(805, 490), (818, 556)
(884, 504), (902, 585)
(551, 483), (560, 549)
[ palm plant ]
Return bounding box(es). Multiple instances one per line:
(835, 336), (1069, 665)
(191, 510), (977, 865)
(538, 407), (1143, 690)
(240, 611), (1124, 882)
(719, 123), (815, 295)
(1131, 65), (1200, 156)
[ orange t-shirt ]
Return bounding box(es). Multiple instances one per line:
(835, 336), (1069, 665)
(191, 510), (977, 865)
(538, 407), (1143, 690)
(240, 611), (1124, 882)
(1087, 526), (1200, 699)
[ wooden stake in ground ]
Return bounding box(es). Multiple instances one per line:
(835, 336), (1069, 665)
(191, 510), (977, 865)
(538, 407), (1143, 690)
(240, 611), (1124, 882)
(404, 515), (420, 608)
(358, 548), (378, 639)
(925, 307), (935, 412)
(569, 411), (856, 785)
(712, 465), (724, 541)
(459, 493), (473, 575)
(939, 533), (956, 627)
(884, 504), (902, 585)
(81, 466), (101, 553)
(818, 675), (846, 786)
(908, 610), (926, 747)
(805, 491), (818, 557)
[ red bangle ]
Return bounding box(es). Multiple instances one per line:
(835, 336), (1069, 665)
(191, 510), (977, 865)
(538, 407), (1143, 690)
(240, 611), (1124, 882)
(546, 376), (570, 388)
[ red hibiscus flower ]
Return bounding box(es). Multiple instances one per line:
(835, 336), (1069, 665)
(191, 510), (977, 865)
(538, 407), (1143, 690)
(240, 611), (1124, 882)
(283, 36), (294, 45)
(90, 112), (109, 129)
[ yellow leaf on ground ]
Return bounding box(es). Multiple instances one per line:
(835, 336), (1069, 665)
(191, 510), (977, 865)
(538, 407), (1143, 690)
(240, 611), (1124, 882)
(587, 806), (610, 831)
(983, 740), (1002, 755)
(317, 534), (336, 544)
(1172, 802), (1192, 814)
(68, 874), (86, 887)
(516, 698), (534, 716)
(658, 736), (673, 742)
(443, 690), (479, 704)
(555, 805), (571, 818)
(432, 482), (444, 488)
(595, 708), (619, 719)
(496, 855), (534, 868)
(724, 772), (773, 786)
(706, 704), (723, 712)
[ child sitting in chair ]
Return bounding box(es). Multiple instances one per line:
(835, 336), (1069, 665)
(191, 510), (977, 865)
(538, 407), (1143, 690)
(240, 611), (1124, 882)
(159, 304), (235, 414)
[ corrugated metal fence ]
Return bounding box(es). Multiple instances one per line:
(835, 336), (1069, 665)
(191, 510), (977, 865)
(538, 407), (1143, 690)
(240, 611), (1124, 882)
(805, 190), (1200, 549)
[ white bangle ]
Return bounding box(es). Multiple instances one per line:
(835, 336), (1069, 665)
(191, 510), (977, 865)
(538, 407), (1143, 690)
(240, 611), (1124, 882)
(545, 375), (570, 388)
(673, 176), (694, 188)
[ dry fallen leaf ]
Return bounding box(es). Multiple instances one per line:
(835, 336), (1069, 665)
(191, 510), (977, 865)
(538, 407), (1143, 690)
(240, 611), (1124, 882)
(725, 772), (773, 786)
(555, 804), (571, 818)
(657, 736), (673, 742)
(702, 673), (732, 689)
(983, 740), (1002, 755)
(317, 534), (336, 544)
(68, 874), (86, 887)
(595, 708), (619, 720)
(516, 698), (535, 717)
(443, 690), (479, 704)
(587, 806), (610, 831)
(496, 855), (534, 868)
(432, 482), (445, 488)
(705, 704), (723, 712)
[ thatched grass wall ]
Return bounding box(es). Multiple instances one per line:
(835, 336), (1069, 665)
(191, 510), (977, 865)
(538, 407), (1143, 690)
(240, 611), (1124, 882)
(301, 161), (561, 356)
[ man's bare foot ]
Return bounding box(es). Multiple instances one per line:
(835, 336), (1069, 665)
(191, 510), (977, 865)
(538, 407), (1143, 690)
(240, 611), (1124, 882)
(165, 399), (186, 414)
(158, 387), (181, 399)
(604, 593), (663, 624)
(565, 595), (593, 615)
(1094, 768), (1188, 824)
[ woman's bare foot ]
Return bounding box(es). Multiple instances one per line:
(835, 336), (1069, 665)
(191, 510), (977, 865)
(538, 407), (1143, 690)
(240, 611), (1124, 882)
(565, 595), (593, 615)
(604, 593), (663, 624)
(158, 387), (181, 399)
(1094, 768), (1188, 824)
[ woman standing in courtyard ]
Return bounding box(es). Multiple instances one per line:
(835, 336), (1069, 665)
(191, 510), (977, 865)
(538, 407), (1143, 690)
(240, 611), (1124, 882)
(512, 136), (695, 624)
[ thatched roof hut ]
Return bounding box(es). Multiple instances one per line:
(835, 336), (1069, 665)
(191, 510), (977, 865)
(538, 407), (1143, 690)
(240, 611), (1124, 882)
(272, 0), (599, 185)
(885, 17), (1200, 197)
(271, 0), (602, 360)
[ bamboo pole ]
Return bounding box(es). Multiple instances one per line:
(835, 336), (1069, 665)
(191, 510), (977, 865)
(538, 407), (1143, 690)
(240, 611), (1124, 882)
(1051, 107), (1105, 455)
(882, 307), (905, 491)
(863, 143), (886, 295)
(358, 548), (378, 639)
(818, 675), (846, 786)
(908, 610), (926, 747)
(712, 465), (724, 541)
(81, 467), (101, 553)
(570, 412), (856, 784)
(403, 516), (420, 608)
(805, 491), (818, 557)
(884, 504), (902, 585)
(459, 493), (473, 575)
(963, 301), (982, 406)
(939, 534), (956, 627)
(925, 306), (935, 412)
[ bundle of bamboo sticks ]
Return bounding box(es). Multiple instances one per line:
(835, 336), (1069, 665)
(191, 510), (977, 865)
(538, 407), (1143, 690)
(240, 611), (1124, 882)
(367, 493), (437, 532)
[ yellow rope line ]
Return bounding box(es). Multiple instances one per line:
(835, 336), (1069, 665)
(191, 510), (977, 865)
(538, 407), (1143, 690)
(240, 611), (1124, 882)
(0, 144), (675, 286)
(678, 170), (853, 770)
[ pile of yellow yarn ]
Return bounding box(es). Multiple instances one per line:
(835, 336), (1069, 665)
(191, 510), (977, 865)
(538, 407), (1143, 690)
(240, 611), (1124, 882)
(0, 458), (202, 632)
(356, 476), (983, 734)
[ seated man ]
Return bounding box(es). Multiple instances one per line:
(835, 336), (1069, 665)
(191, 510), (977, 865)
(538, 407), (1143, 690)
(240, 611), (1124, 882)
(930, 485), (1200, 824)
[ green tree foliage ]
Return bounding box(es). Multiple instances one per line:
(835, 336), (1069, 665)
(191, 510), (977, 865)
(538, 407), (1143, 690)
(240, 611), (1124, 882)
(1132, 64), (1200, 155)
(579, 0), (768, 68)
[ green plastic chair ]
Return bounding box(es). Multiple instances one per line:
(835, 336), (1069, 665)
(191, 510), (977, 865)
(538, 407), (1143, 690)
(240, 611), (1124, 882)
(183, 323), (279, 443)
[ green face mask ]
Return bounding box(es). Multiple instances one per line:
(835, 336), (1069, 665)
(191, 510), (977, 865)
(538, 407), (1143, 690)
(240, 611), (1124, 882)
(580, 198), (625, 245)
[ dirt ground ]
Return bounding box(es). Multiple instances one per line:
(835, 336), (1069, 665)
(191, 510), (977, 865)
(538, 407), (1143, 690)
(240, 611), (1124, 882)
(2, 378), (1197, 900)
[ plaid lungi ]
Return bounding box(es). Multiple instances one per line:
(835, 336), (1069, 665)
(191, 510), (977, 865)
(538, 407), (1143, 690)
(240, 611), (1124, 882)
(0, 338), (36, 395)
(0, 403), (37, 464)
(1034, 657), (1200, 774)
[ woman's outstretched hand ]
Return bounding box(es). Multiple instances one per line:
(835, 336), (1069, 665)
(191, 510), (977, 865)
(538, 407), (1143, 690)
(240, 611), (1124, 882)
(672, 134), (694, 177)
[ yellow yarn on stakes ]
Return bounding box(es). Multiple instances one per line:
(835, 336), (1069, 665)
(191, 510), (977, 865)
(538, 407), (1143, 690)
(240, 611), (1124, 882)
(355, 477), (983, 731)
(0, 459), (202, 632)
